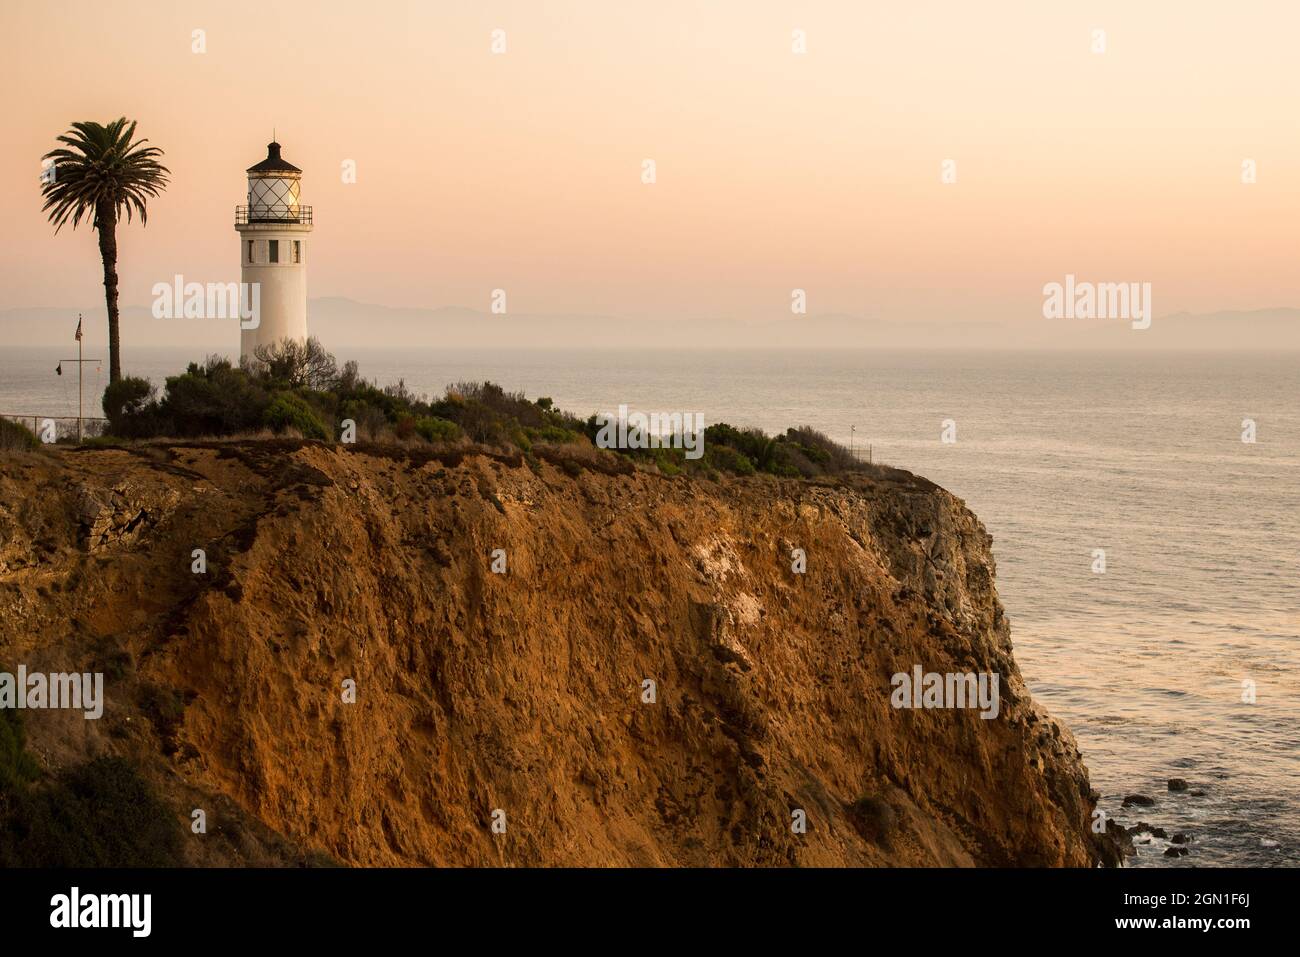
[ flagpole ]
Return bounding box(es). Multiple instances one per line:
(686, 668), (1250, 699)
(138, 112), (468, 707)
(57, 315), (97, 445)
(78, 320), (83, 443)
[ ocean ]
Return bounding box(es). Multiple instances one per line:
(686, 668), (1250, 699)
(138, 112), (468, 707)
(3, 345), (1297, 867)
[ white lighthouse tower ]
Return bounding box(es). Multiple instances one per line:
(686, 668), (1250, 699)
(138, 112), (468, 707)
(235, 141), (312, 360)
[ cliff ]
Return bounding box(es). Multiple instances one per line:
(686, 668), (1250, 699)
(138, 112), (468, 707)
(0, 440), (1123, 866)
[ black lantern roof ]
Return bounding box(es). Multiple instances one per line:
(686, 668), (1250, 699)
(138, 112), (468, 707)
(247, 141), (301, 175)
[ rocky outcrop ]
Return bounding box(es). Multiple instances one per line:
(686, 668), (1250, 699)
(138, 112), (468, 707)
(0, 441), (1124, 866)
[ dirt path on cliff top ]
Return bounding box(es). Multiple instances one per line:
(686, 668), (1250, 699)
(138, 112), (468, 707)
(0, 440), (1120, 866)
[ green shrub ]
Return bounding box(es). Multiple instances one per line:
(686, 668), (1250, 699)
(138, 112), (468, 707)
(705, 423), (777, 470)
(0, 710), (40, 793)
(784, 426), (855, 470)
(650, 447), (683, 476)
(161, 358), (269, 436)
(414, 416), (462, 444)
(451, 399), (506, 444)
(699, 422), (864, 478)
(0, 756), (185, 867)
(450, 381), (544, 427)
(529, 424), (583, 444)
(101, 376), (156, 437)
(339, 399), (389, 441)
(263, 392), (328, 440)
(510, 424), (532, 453)
(705, 444), (755, 476)
(393, 413), (416, 441)
(0, 418), (39, 452)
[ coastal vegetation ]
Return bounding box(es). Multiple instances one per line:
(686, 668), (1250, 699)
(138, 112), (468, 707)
(96, 338), (873, 480)
(0, 708), (183, 867)
(0, 419), (39, 453)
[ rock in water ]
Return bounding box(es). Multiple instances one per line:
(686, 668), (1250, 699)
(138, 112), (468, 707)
(1127, 822), (1168, 839)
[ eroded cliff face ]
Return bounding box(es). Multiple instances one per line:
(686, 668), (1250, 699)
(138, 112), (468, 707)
(0, 442), (1122, 866)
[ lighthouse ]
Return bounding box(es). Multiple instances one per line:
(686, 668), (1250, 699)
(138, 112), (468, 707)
(235, 141), (312, 359)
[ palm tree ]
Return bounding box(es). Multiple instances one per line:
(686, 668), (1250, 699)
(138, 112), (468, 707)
(40, 118), (169, 384)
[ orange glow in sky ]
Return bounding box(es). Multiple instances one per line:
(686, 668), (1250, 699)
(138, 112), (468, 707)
(2, 0), (1297, 325)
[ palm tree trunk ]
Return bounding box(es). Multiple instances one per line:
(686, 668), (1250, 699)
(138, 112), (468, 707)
(95, 201), (121, 384)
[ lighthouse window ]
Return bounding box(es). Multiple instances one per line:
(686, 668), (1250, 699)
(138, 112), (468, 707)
(247, 240), (253, 264)
(268, 240), (279, 263)
(293, 241), (301, 263)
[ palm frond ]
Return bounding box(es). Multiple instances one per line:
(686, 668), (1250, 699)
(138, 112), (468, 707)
(40, 116), (170, 233)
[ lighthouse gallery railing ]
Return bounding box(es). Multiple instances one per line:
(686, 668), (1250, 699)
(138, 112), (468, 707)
(235, 205), (313, 225)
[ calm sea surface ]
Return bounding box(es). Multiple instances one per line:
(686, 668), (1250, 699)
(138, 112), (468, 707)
(3, 346), (1297, 866)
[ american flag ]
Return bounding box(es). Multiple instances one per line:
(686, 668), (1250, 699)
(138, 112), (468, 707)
(74, 315), (82, 341)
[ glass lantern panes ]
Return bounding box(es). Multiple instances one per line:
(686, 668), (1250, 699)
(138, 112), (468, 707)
(248, 176), (301, 221)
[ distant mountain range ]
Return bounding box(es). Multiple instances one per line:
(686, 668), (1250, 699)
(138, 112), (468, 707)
(4, 299), (1298, 353)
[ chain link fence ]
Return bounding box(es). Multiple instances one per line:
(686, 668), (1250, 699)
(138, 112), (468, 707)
(1, 413), (110, 443)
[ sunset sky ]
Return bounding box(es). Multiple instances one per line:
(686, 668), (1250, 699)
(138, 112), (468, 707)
(1, 0), (1297, 329)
